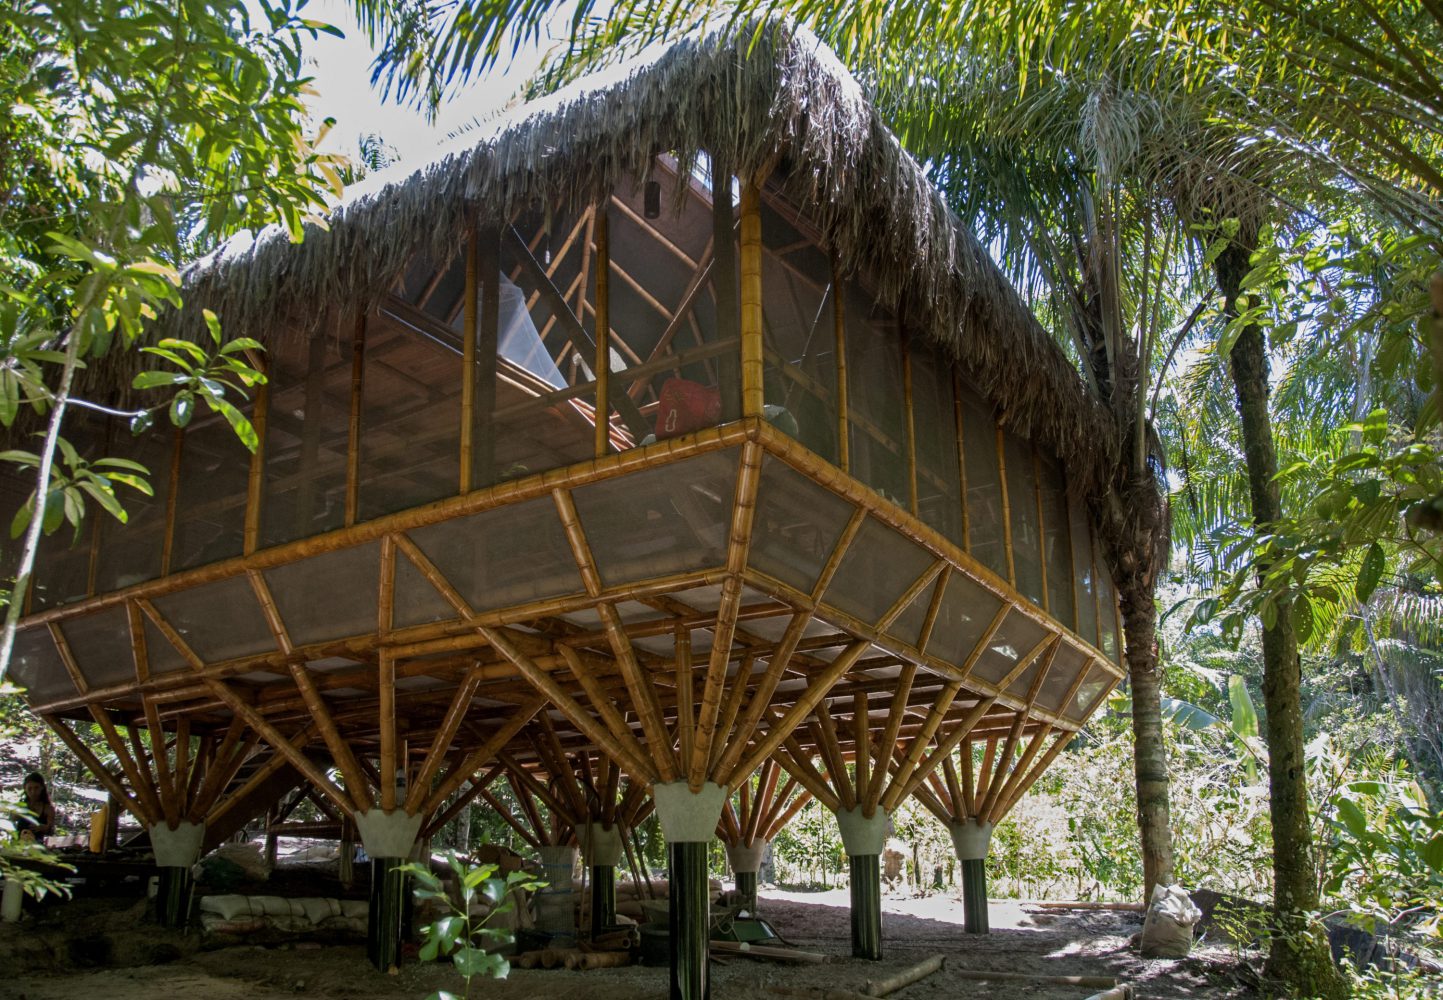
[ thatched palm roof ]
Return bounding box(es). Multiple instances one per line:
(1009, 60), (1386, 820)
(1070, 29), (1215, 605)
(146, 21), (1119, 494)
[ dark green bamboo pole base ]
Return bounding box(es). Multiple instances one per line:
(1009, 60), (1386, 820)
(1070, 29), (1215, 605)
(736, 869), (758, 914)
(155, 866), (191, 929)
(961, 857), (989, 934)
(849, 854), (882, 960)
(368, 857), (409, 971)
(591, 864), (616, 936)
(669, 841), (710, 1000)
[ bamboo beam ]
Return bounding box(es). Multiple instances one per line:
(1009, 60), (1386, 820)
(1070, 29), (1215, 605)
(771, 741), (843, 814)
(996, 426), (1015, 585)
(205, 680), (354, 813)
(87, 706), (164, 824)
(998, 729), (1073, 821)
(421, 764), (503, 840)
(48, 623), (88, 695)
(978, 713), (1027, 822)
(461, 230), (478, 491)
(403, 664), (482, 814)
(394, 532), (474, 618)
(474, 225), (501, 487)
(160, 428), (182, 576)
(126, 600), (149, 685)
(675, 625), (695, 771)
(902, 333), (918, 515)
(556, 645), (648, 771)
(690, 440), (762, 788)
(989, 724), (1054, 825)
(917, 567), (950, 654)
(852, 690), (870, 805)
(876, 561), (945, 632)
(812, 507), (866, 603)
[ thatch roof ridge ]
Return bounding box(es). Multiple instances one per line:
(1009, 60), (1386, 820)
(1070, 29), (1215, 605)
(156, 21), (1120, 491)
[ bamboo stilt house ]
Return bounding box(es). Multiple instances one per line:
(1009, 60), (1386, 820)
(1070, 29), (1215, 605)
(3, 20), (1133, 987)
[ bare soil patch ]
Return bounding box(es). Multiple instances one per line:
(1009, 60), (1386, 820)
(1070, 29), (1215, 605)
(3, 887), (1253, 999)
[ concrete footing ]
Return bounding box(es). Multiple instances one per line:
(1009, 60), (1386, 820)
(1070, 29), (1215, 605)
(835, 807), (888, 961)
(353, 811), (422, 970)
(725, 841), (767, 914)
(949, 819), (993, 934)
(652, 782), (727, 1000)
(149, 822), (205, 928)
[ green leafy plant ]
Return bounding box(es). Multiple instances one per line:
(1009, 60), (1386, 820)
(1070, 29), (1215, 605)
(402, 853), (545, 999)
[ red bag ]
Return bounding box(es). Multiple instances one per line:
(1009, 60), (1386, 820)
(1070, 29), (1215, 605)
(655, 377), (722, 439)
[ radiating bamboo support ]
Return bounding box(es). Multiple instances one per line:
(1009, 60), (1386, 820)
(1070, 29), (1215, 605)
(714, 611), (812, 781)
(978, 713), (1027, 821)
(880, 682), (962, 812)
(206, 728), (313, 830)
(43, 715), (151, 824)
(852, 691), (870, 809)
(894, 697), (998, 807)
(729, 640), (870, 786)
(863, 663), (916, 812)
(812, 701), (856, 811)
(690, 440), (762, 788)
(422, 764), (503, 840)
(205, 680), (354, 813)
(482, 627), (658, 784)
(675, 625), (695, 769)
(402, 664), (481, 813)
(86, 706), (163, 823)
(287, 661), (373, 811)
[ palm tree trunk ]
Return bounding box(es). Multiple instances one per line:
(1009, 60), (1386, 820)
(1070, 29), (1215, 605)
(1217, 244), (1345, 1000)
(1121, 585), (1172, 898)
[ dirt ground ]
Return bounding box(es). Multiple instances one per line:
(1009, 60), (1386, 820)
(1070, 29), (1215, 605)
(2, 887), (1254, 999)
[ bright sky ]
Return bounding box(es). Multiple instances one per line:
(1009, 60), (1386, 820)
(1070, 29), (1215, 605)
(290, 0), (563, 166)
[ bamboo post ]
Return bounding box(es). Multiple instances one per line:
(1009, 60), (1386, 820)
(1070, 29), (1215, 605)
(379, 649), (397, 811)
(242, 379), (269, 555)
(461, 230), (478, 491)
(833, 260), (850, 472)
(901, 333), (918, 517)
(345, 312), (365, 526)
(594, 205), (611, 457)
(714, 611), (811, 781)
(711, 156), (742, 423)
(739, 181), (764, 418)
(1032, 447), (1049, 613)
(996, 426), (1015, 586)
(690, 440), (762, 788)
(675, 625), (695, 769)
(952, 371), (969, 553)
(475, 225), (501, 487)
(160, 428), (182, 576)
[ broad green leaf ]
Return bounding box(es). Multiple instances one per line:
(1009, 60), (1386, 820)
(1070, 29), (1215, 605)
(1355, 542), (1386, 603)
(1335, 798), (1367, 840)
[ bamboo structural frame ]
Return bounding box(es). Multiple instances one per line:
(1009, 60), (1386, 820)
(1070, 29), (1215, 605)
(5, 33), (1137, 913)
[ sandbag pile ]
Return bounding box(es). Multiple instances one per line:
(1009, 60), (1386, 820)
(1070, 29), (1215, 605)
(198, 894), (367, 936)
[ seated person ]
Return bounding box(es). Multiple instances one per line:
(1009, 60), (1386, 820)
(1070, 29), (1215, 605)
(15, 772), (55, 840)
